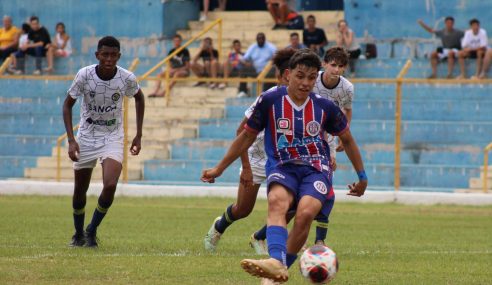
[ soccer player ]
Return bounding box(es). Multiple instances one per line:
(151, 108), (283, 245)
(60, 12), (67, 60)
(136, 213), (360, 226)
(204, 48), (296, 254)
(201, 49), (367, 282)
(63, 36), (145, 247)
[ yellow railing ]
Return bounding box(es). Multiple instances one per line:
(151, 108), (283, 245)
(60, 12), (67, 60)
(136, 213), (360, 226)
(483, 142), (492, 193)
(0, 57), (12, 74)
(55, 58), (140, 182)
(256, 61), (273, 96)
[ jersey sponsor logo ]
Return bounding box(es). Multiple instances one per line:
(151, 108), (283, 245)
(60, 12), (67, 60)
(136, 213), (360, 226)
(268, 172), (286, 180)
(88, 104), (117, 113)
(313, 180), (328, 195)
(112, 93), (121, 102)
(86, 118), (116, 126)
(306, 121), (320, 136)
(277, 118), (290, 130)
(89, 91), (96, 98)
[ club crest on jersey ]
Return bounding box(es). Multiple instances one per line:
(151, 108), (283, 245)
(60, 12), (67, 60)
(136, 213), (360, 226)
(313, 181), (327, 195)
(112, 93), (120, 102)
(89, 91), (96, 98)
(306, 121), (320, 136)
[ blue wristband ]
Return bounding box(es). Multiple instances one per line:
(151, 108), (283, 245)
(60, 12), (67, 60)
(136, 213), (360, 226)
(357, 170), (368, 181)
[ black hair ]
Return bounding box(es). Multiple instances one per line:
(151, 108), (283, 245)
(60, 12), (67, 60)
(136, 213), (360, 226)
(323, 46), (349, 66)
(445, 16), (454, 22)
(97, 36), (120, 51)
(470, 18), (480, 26)
(257, 32), (265, 38)
(29, 16), (39, 22)
(21, 23), (31, 34)
(233, 39), (241, 45)
(56, 22), (65, 30)
(288, 48), (321, 71)
(290, 32), (299, 38)
(307, 15), (316, 21)
(173, 34), (182, 40)
(273, 48), (296, 76)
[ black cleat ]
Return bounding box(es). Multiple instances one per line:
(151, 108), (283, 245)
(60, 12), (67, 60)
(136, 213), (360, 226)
(69, 233), (86, 247)
(84, 231), (99, 248)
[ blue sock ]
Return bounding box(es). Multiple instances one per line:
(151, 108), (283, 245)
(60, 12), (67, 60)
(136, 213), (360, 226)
(214, 204), (236, 234)
(286, 253), (298, 268)
(86, 197), (111, 234)
(254, 225), (267, 240)
(315, 217), (329, 243)
(267, 226), (288, 265)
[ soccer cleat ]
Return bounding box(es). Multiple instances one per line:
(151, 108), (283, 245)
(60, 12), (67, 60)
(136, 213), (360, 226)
(84, 231), (99, 248)
(204, 216), (222, 252)
(250, 234), (268, 255)
(69, 233), (85, 247)
(240, 258), (288, 283)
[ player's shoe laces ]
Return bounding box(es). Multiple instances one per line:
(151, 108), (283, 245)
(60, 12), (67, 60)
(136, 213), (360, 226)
(204, 216), (222, 252)
(249, 233), (268, 255)
(240, 258), (288, 283)
(84, 230), (99, 248)
(69, 233), (85, 247)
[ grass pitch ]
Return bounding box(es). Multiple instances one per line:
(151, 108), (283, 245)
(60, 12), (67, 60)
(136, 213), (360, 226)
(1, 195), (491, 284)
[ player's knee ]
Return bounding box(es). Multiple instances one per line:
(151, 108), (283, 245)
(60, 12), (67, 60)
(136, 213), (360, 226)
(268, 192), (289, 214)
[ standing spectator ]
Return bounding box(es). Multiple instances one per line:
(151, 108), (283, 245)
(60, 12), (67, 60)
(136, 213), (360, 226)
(149, 34), (190, 98)
(44, 22), (72, 73)
(336, 19), (361, 76)
(218, 39), (243, 89)
(13, 16), (51, 75)
(418, 17), (464, 79)
(458, 19), (488, 79)
(238, 32), (277, 97)
(0, 15), (20, 63)
(200, 0), (227, 21)
(303, 15), (328, 57)
(191, 37), (219, 89)
(286, 32), (307, 50)
(266, 0), (304, 30)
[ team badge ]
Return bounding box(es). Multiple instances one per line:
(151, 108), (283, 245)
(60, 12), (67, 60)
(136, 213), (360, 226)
(313, 181), (327, 195)
(277, 118), (290, 130)
(112, 93), (120, 102)
(306, 121), (320, 136)
(89, 91), (96, 98)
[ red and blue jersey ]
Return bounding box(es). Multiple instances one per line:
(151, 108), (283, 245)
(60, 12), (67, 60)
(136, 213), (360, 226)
(245, 86), (349, 174)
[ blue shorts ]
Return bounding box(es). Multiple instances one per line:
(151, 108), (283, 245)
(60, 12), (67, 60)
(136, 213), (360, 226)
(266, 163), (335, 218)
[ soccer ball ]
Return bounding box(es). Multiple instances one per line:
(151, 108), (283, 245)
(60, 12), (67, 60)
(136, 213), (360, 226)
(299, 245), (338, 284)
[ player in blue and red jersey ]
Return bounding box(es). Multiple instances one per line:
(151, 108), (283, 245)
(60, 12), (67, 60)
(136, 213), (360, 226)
(201, 49), (367, 283)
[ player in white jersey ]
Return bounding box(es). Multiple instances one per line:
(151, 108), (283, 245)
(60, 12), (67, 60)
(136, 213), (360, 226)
(204, 48), (296, 253)
(63, 36), (145, 247)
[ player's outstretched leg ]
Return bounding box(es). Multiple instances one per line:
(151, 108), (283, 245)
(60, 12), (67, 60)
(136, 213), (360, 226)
(85, 158), (122, 248)
(69, 168), (93, 247)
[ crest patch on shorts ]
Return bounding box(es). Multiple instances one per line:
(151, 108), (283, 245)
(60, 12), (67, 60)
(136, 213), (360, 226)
(313, 180), (327, 194)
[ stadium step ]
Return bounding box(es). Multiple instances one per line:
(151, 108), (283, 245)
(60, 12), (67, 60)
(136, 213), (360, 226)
(24, 166), (142, 181)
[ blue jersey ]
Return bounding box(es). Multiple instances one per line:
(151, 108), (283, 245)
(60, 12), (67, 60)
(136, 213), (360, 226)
(245, 86), (348, 174)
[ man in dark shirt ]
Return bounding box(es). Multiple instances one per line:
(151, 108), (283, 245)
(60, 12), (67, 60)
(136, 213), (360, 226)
(14, 16), (51, 75)
(149, 34), (190, 98)
(191, 37), (219, 88)
(303, 15), (328, 57)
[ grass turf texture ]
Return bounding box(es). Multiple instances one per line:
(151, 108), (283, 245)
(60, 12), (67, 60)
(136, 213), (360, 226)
(1, 195), (491, 284)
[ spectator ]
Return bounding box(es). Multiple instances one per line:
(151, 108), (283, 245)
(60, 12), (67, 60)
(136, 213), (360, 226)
(7, 23), (30, 74)
(418, 17), (464, 79)
(218, 39), (243, 89)
(458, 19), (488, 79)
(238, 32), (277, 97)
(200, 0), (227, 21)
(266, 0), (304, 30)
(303, 15), (328, 57)
(13, 16), (51, 75)
(477, 48), (492, 79)
(44, 22), (72, 73)
(0, 15), (20, 63)
(149, 34), (190, 98)
(336, 19), (361, 76)
(191, 37), (219, 89)
(287, 32), (307, 50)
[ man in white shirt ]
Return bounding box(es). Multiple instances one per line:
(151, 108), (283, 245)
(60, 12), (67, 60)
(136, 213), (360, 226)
(457, 18), (488, 79)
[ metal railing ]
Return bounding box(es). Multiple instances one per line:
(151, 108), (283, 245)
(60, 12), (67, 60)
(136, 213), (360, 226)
(483, 142), (492, 193)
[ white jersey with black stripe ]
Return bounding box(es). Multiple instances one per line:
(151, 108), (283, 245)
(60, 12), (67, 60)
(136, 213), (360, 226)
(68, 64), (140, 147)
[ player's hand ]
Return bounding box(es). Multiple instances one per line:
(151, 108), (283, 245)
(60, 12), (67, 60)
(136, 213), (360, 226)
(201, 167), (222, 183)
(329, 157), (337, 171)
(67, 140), (80, 162)
(336, 139), (345, 152)
(240, 167), (254, 189)
(347, 180), (367, 197)
(130, 136), (141, 155)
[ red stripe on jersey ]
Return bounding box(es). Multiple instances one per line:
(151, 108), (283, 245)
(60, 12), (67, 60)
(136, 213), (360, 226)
(283, 97), (300, 158)
(304, 100), (319, 157)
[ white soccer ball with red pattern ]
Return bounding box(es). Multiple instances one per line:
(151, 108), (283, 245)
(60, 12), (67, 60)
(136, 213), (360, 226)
(299, 245), (338, 284)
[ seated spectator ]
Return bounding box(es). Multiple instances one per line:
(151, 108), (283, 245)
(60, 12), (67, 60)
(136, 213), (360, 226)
(303, 15), (328, 57)
(149, 34), (190, 98)
(336, 19), (361, 76)
(218, 39), (243, 89)
(13, 16), (51, 75)
(286, 32), (307, 50)
(238, 32), (277, 97)
(44, 22), (72, 73)
(0, 15), (20, 63)
(7, 23), (30, 73)
(418, 17), (463, 79)
(191, 37), (219, 88)
(200, 0), (227, 21)
(266, 0), (304, 30)
(458, 19), (488, 79)
(477, 48), (492, 79)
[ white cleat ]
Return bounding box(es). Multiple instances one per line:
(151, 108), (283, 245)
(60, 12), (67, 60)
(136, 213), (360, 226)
(204, 216), (222, 252)
(250, 233), (268, 255)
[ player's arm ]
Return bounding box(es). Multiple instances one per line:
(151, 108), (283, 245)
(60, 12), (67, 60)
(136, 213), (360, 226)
(236, 116), (254, 187)
(62, 95), (79, 162)
(417, 19), (434, 33)
(338, 130), (367, 197)
(130, 89), (145, 155)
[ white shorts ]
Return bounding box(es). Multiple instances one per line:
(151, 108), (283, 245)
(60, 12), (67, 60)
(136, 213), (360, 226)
(239, 163), (266, 185)
(73, 141), (124, 170)
(437, 48), (459, 60)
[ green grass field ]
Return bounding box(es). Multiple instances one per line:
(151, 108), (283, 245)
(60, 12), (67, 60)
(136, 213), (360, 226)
(1, 195), (492, 284)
